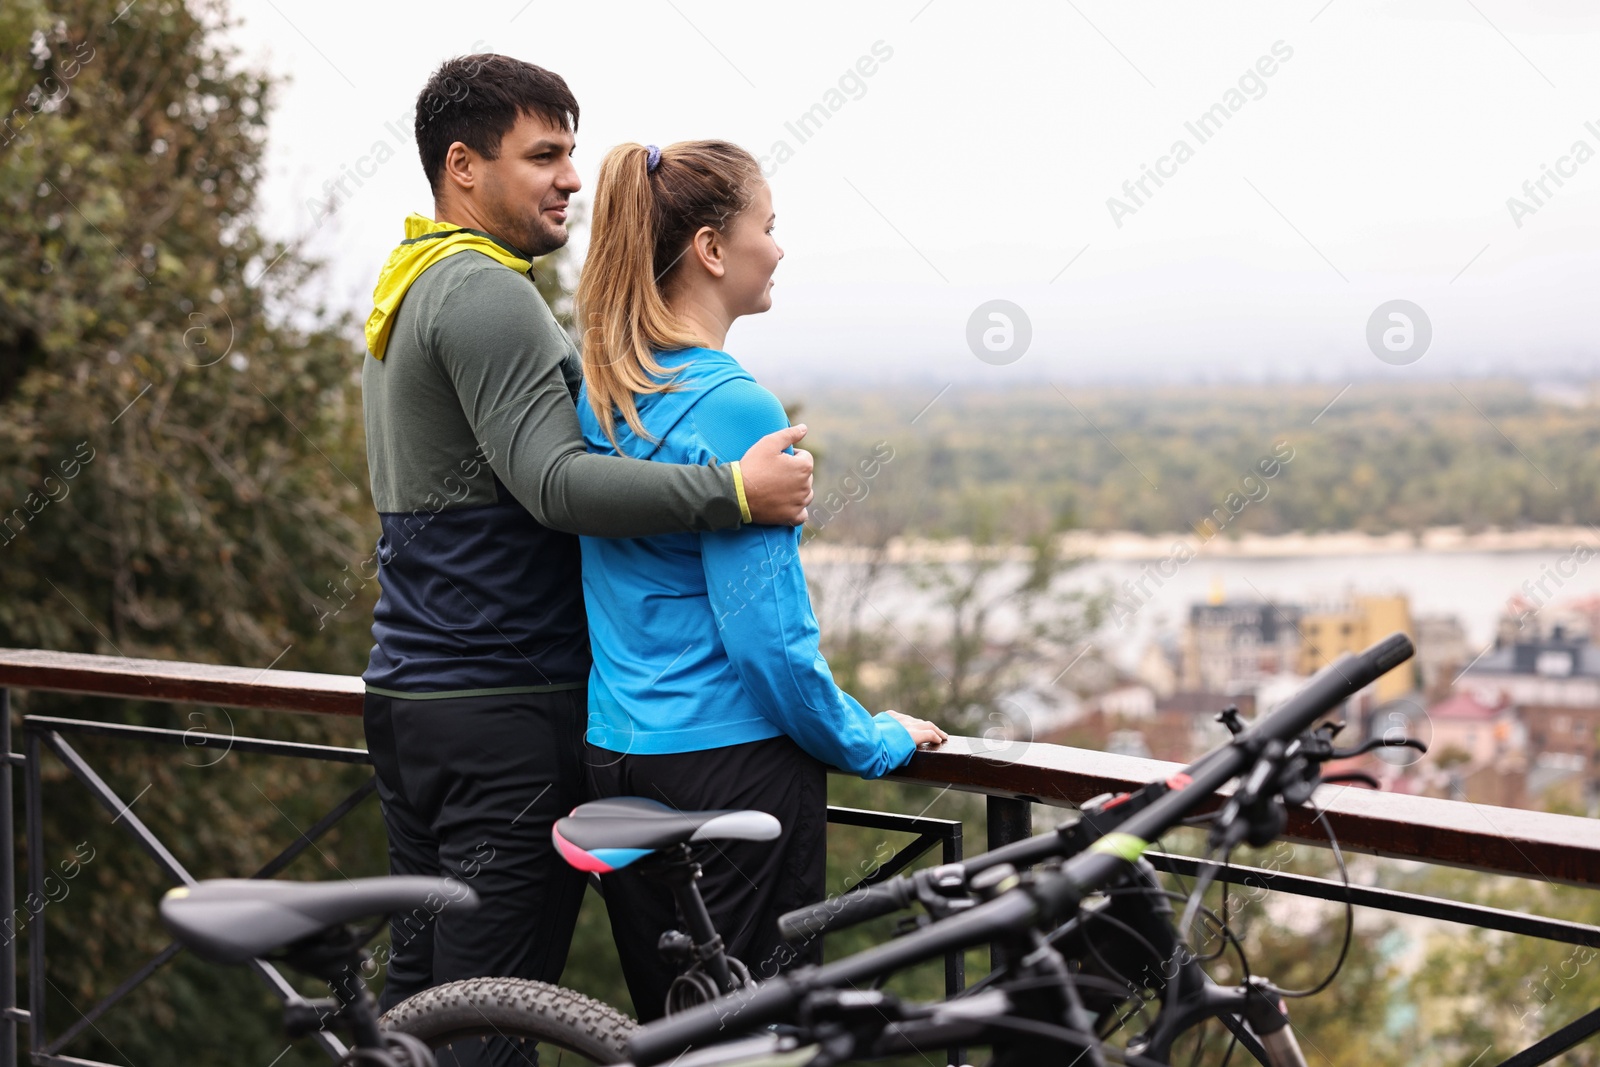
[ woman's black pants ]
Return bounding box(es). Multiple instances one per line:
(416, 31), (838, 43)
(584, 734), (828, 1021)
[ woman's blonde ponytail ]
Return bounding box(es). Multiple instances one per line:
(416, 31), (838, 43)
(575, 140), (762, 447)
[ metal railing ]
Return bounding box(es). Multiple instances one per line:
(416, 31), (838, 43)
(4, 648), (1600, 1066)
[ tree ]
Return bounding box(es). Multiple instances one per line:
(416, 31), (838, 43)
(2, 2), (384, 1061)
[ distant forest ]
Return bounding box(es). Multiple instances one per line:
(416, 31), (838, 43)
(789, 380), (1600, 542)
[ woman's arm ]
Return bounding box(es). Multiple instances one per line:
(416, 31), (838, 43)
(693, 380), (918, 778)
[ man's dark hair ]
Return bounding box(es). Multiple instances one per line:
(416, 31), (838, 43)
(415, 54), (580, 195)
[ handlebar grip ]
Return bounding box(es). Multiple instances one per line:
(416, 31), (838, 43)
(628, 975), (802, 1066)
(1363, 631), (1415, 677)
(776, 880), (914, 944)
(1251, 632), (1415, 746)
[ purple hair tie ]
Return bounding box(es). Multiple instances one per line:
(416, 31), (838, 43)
(645, 144), (661, 173)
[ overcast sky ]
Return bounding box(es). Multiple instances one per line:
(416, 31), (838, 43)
(227, 0), (1600, 387)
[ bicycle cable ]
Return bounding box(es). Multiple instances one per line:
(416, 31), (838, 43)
(1079, 889), (1247, 988)
(1216, 1022), (1240, 1067)
(1102, 885), (1250, 978)
(1176, 844), (1227, 961)
(1272, 799), (1354, 999)
(1211, 843), (1253, 982)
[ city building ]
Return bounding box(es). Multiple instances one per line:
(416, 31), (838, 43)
(1460, 624), (1600, 708)
(1414, 613), (1470, 698)
(1181, 601), (1303, 694)
(1425, 690), (1520, 768)
(1298, 594), (1417, 704)
(1520, 703), (1600, 760)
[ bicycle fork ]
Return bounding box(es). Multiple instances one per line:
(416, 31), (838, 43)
(1239, 980), (1308, 1067)
(1131, 978), (1308, 1067)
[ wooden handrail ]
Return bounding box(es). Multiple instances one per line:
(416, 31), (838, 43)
(5, 648), (1599, 888)
(0, 648), (363, 716)
(895, 737), (1600, 889)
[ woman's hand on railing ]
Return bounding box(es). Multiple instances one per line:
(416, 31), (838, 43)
(884, 710), (948, 748)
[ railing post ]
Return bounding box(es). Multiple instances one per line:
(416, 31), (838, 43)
(22, 729), (40, 1061)
(985, 796), (1031, 975)
(941, 821), (965, 1000)
(0, 689), (13, 1067)
(942, 824), (965, 1067)
(985, 795), (1031, 851)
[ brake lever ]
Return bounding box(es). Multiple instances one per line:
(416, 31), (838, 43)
(1321, 772), (1380, 789)
(1280, 723), (1408, 803)
(1328, 736), (1427, 760)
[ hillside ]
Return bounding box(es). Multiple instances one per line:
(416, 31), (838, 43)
(786, 380), (1598, 543)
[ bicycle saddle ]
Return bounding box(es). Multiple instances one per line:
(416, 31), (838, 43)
(553, 797), (781, 873)
(160, 876), (476, 964)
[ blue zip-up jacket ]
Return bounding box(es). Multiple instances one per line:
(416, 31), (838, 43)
(577, 347), (916, 779)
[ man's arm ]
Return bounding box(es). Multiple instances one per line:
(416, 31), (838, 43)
(432, 264), (808, 536)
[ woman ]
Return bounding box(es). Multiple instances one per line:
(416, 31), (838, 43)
(572, 139), (946, 1020)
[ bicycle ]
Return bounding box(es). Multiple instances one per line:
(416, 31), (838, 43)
(620, 631), (1419, 1066)
(159, 875), (474, 1065)
(379, 799), (783, 1062)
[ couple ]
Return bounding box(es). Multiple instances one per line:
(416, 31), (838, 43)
(359, 51), (946, 1043)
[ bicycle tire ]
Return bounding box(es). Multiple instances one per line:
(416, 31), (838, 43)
(380, 977), (639, 1065)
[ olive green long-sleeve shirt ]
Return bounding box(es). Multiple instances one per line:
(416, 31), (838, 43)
(361, 247), (746, 697)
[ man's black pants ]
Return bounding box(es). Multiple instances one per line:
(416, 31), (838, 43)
(584, 734), (827, 1022)
(363, 688), (589, 1062)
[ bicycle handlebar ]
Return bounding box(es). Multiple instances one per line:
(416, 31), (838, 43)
(1036, 632), (1412, 918)
(777, 829), (1073, 944)
(776, 877), (916, 943)
(631, 633), (1414, 1066)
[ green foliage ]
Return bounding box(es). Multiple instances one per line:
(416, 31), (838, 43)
(1, 0), (371, 667)
(2, 1), (382, 1062)
(1404, 867), (1600, 1065)
(797, 381), (1599, 541)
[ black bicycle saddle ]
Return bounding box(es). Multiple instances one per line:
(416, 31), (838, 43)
(553, 797), (781, 873)
(160, 877), (476, 964)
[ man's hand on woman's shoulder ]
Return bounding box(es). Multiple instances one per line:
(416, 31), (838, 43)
(739, 424), (814, 526)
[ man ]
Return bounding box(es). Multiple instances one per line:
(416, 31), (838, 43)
(359, 53), (813, 1047)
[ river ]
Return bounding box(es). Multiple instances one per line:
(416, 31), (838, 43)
(802, 539), (1599, 670)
